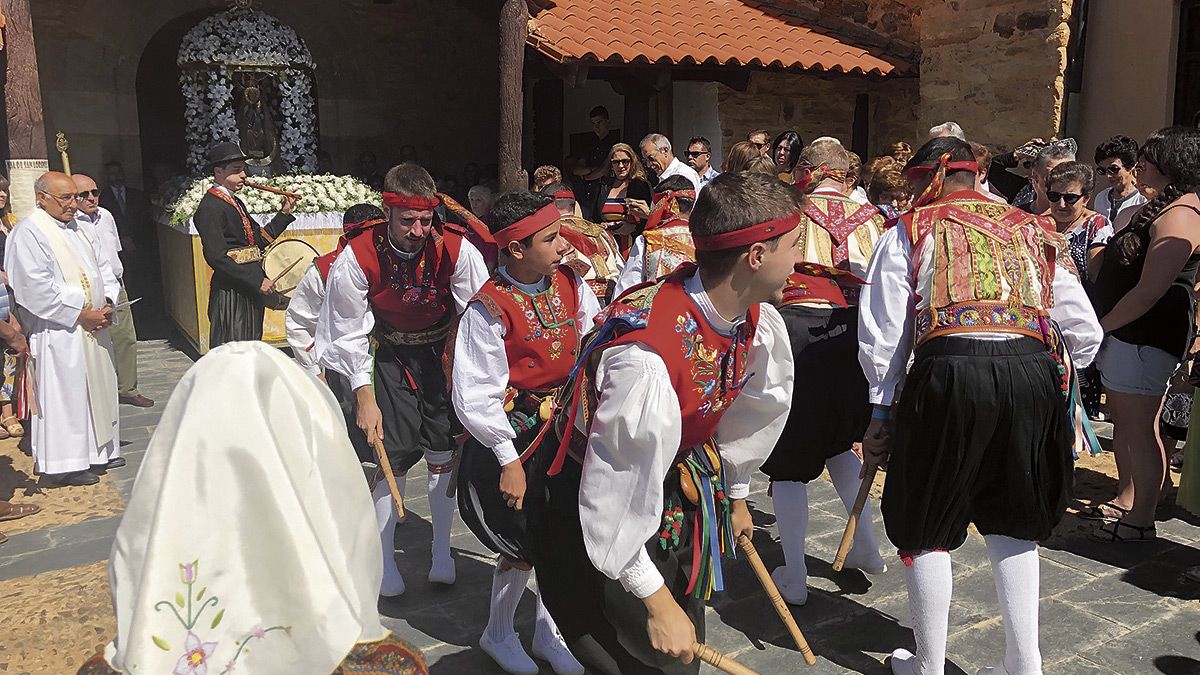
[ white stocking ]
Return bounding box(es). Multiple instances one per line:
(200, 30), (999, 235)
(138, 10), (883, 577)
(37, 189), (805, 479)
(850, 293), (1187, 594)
(770, 480), (809, 603)
(985, 535), (1042, 675)
(902, 549), (951, 675)
(485, 564), (532, 642)
(426, 450), (457, 583)
(372, 479), (405, 596)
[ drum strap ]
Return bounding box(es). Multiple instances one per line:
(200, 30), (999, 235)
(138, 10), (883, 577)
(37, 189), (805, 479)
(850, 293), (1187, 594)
(208, 187), (257, 246)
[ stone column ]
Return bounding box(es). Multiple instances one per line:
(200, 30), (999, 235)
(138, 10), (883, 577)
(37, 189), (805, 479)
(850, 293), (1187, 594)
(919, 0), (1073, 147)
(2, 0), (49, 219)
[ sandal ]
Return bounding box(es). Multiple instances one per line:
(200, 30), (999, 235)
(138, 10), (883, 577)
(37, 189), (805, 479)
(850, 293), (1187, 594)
(1078, 501), (1131, 521)
(1092, 519), (1157, 543)
(0, 502), (40, 522)
(2, 416), (24, 437)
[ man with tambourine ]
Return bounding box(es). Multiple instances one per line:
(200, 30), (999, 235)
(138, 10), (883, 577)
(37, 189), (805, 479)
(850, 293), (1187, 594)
(193, 142), (298, 347)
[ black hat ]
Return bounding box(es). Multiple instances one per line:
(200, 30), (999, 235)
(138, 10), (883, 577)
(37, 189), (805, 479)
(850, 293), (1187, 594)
(205, 142), (250, 170)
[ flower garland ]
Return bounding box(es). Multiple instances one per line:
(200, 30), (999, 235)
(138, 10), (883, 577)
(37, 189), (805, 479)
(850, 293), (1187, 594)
(178, 7), (317, 173)
(166, 175), (381, 224)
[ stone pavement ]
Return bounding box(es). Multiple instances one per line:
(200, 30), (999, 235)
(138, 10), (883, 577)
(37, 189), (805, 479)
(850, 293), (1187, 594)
(2, 337), (1199, 674)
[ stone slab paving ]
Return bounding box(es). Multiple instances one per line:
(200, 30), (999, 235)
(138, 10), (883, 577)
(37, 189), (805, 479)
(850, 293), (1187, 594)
(2, 336), (1199, 673)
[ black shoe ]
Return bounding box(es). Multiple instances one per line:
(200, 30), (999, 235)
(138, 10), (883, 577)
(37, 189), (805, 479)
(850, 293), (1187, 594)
(40, 470), (100, 488)
(104, 457), (126, 469)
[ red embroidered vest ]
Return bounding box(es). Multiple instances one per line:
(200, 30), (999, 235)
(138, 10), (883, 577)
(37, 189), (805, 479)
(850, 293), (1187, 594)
(314, 250), (337, 283)
(595, 268), (760, 451)
(348, 222), (463, 334)
(472, 266), (582, 392)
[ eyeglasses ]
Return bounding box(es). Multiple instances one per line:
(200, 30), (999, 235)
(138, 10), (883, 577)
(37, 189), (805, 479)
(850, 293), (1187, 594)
(611, 159), (632, 167)
(752, 142), (768, 150)
(1095, 164), (1124, 176)
(684, 151), (709, 159)
(75, 189), (101, 200)
(1047, 191), (1085, 205)
(39, 191), (77, 206)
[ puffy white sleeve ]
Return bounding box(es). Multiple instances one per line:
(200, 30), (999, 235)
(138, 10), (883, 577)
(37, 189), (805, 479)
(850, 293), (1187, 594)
(576, 271), (601, 329)
(1051, 263), (1103, 368)
(858, 225), (916, 406)
(451, 240), (490, 314)
(579, 343), (681, 599)
(713, 304), (794, 499)
(452, 302), (519, 466)
(612, 236), (646, 299)
(316, 247), (375, 390)
(6, 226), (86, 329)
(285, 265), (325, 376)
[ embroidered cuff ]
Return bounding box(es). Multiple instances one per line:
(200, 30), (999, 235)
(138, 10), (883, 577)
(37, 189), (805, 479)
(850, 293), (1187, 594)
(618, 550), (665, 599)
(349, 372), (373, 390)
(493, 439), (520, 467)
(727, 480), (751, 501)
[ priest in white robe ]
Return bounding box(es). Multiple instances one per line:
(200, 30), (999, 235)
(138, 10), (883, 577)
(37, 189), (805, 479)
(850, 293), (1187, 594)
(6, 172), (121, 487)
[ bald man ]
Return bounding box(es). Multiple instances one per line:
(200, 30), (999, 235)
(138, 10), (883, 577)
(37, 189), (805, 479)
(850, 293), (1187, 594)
(74, 174), (152, 409)
(6, 172), (121, 487)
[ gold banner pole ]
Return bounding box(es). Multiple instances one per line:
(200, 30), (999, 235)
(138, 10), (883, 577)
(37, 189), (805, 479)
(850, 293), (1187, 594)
(55, 132), (71, 176)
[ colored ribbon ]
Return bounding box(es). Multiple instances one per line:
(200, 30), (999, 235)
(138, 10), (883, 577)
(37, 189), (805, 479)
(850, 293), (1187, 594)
(905, 154), (979, 208)
(644, 189), (696, 232)
(792, 163), (848, 194)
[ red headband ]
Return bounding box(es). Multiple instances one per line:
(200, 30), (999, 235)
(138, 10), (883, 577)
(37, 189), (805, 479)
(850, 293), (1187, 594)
(644, 189), (697, 232)
(494, 202), (560, 248)
(382, 192), (441, 211)
(552, 189), (575, 200)
(903, 160), (979, 178)
(692, 211), (802, 251)
(906, 154), (979, 208)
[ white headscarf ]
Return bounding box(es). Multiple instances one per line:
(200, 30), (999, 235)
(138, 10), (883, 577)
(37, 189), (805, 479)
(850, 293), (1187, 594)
(104, 342), (386, 674)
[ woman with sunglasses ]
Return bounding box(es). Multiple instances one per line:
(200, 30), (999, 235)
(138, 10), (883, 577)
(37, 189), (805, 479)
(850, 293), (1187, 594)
(1089, 127), (1200, 543)
(590, 143), (651, 252)
(1092, 135), (1147, 231)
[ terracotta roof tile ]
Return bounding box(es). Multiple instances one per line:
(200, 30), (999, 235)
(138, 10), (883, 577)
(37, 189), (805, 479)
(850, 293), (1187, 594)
(527, 0), (915, 76)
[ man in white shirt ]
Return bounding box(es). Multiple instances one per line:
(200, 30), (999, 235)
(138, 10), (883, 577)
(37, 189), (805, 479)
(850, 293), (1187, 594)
(74, 174), (152, 409)
(8, 172), (120, 487)
(639, 133), (701, 193)
(1092, 135), (1148, 230)
(684, 136), (720, 189)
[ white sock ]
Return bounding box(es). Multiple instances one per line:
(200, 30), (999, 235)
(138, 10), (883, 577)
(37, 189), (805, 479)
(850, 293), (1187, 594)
(903, 550), (951, 675)
(372, 479), (405, 596)
(827, 449), (884, 565)
(485, 564), (532, 643)
(771, 480), (809, 585)
(426, 451), (456, 582)
(533, 584), (563, 647)
(985, 535), (1042, 675)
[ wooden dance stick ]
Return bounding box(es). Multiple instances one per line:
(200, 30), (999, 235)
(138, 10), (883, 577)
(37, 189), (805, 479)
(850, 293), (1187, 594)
(737, 534), (818, 666)
(694, 643), (758, 675)
(372, 438), (405, 519)
(832, 463), (879, 572)
(244, 181), (302, 201)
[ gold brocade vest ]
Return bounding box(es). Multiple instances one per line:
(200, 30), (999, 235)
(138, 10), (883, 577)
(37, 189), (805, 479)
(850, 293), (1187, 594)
(903, 191), (1064, 346)
(794, 193), (885, 277)
(642, 216), (695, 284)
(558, 215), (624, 302)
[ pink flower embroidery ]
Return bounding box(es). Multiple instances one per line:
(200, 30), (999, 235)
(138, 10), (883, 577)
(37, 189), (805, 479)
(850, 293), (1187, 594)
(179, 560), (198, 585)
(252, 626), (266, 639)
(173, 631), (217, 675)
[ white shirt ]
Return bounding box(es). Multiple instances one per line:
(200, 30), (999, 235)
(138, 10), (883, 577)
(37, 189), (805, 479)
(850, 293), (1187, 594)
(74, 206), (123, 280)
(578, 271), (793, 598)
(858, 224), (1104, 406)
(658, 157), (701, 193)
(699, 166), (720, 189)
(1094, 187), (1147, 230)
(612, 236), (647, 299)
(316, 235), (489, 390)
(452, 267), (600, 466)
(849, 186), (870, 205)
(284, 264), (326, 376)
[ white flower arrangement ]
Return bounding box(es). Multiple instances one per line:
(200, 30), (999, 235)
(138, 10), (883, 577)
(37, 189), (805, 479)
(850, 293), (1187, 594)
(165, 175), (381, 224)
(177, 7), (317, 173)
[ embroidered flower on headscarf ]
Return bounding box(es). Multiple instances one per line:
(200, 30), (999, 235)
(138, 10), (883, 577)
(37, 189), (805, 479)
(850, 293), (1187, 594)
(179, 560), (199, 585)
(173, 631), (217, 675)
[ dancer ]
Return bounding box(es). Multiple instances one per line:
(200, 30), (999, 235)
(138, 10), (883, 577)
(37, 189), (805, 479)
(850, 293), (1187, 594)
(858, 137), (1102, 675)
(452, 192), (594, 675)
(539, 183), (623, 304)
(612, 175), (697, 298)
(764, 139), (889, 606)
(527, 171), (797, 674)
(317, 163), (489, 596)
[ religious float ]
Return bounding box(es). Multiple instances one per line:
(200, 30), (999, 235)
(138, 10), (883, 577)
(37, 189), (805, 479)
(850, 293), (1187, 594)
(158, 3), (377, 353)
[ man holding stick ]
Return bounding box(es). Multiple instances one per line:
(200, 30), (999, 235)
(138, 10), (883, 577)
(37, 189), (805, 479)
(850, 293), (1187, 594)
(526, 172), (797, 674)
(317, 163), (488, 596)
(858, 137), (1102, 675)
(194, 142), (298, 347)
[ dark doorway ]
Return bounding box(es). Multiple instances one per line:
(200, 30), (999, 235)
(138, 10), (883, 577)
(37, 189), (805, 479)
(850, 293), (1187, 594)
(1175, 0), (1200, 125)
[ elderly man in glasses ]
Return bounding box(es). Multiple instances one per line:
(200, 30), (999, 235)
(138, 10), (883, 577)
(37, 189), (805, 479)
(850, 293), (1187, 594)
(638, 133), (700, 193)
(74, 174), (152, 409)
(5, 172), (121, 488)
(684, 136), (720, 190)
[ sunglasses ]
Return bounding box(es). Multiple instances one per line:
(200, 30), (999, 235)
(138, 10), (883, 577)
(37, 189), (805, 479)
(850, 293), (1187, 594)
(752, 142), (768, 150)
(76, 188), (101, 200)
(1047, 191), (1085, 205)
(611, 159), (632, 166)
(684, 151), (709, 158)
(1095, 164), (1124, 176)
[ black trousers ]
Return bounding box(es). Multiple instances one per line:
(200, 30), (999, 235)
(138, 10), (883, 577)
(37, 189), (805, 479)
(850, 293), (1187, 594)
(761, 305), (870, 483)
(882, 336), (1073, 552)
(458, 418), (543, 563)
(526, 432), (704, 675)
(208, 281), (264, 348)
(345, 339), (453, 473)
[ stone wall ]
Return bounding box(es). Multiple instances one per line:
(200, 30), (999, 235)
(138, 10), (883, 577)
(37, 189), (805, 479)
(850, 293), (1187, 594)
(917, 0), (1073, 149)
(717, 71), (921, 161)
(762, 0), (922, 46)
(31, 0), (498, 189)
